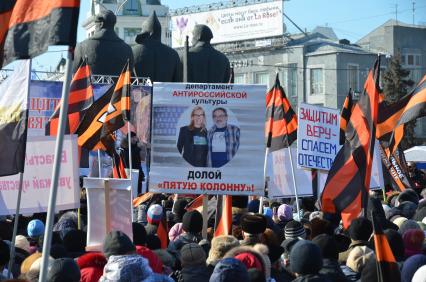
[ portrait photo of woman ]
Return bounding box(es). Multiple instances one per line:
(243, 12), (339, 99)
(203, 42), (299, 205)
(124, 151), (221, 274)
(176, 106), (208, 167)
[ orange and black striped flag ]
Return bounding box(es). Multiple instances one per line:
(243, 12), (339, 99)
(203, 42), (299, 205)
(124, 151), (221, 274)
(387, 74), (426, 155)
(265, 74), (298, 151)
(112, 150), (127, 179)
(100, 61), (131, 143)
(372, 211), (401, 282)
(321, 58), (381, 229)
(339, 90), (354, 145)
(214, 195), (232, 237)
(75, 85), (114, 151)
(157, 217), (168, 249)
(1, 0), (80, 68)
(378, 144), (413, 191)
(45, 59), (94, 136)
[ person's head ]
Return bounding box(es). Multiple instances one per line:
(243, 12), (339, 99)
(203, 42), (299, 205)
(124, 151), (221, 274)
(180, 243), (206, 267)
(407, 161), (416, 173)
(103, 230), (135, 258)
(182, 210), (203, 234)
(212, 108), (228, 129)
(189, 106), (206, 130)
(95, 10), (116, 31)
(348, 217), (372, 241)
(312, 234), (339, 260)
(207, 235), (240, 266)
(240, 213), (267, 238)
(290, 240), (323, 276)
(47, 258), (81, 282)
(147, 204), (163, 225)
(132, 222), (147, 246)
(27, 219), (45, 239)
(209, 257), (249, 282)
(192, 24), (213, 45)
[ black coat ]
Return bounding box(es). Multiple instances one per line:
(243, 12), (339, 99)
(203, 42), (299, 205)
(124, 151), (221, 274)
(177, 126), (208, 167)
(319, 259), (349, 282)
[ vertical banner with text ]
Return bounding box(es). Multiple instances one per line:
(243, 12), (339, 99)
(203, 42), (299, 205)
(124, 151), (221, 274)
(297, 103), (340, 170)
(149, 83), (266, 196)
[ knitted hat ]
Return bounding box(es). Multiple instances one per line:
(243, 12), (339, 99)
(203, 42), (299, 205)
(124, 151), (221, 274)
(290, 240), (323, 275)
(168, 222), (183, 242)
(277, 204), (293, 222)
(207, 235), (240, 266)
(27, 219), (45, 238)
(147, 204), (163, 224)
(15, 235), (30, 253)
(399, 219), (421, 235)
(348, 217), (372, 241)
(312, 234), (338, 260)
(412, 265), (426, 282)
(182, 210), (203, 233)
(47, 258), (81, 282)
(403, 229), (425, 258)
(209, 257), (249, 282)
(346, 246), (375, 273)
(234, 252), (263, 272)
(180, 243), (206, 267)
(401, 255), (426, 282)
(284, 220), (306, 239)
(240, 213), (267, 235)
(103, 230), (135, 258)
(384, 229), (405, 261)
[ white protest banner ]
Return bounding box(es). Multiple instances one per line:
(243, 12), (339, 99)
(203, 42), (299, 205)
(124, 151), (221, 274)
(0, 135), (79, 215)
(297, 103), (340, 170)
(267, 147), (313, 198)
(149, 83), (266, 196)
(84, 178), (133, 251)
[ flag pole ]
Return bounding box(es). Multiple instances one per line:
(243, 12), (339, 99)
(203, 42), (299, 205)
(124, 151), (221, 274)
(97, 150), (102, 178)
(39, 49), (74, 282)
(259, 148), (269, 214)
(287, 146), (301, 219)
(127, 122), (132, 180)
(7, 172), (24, 279)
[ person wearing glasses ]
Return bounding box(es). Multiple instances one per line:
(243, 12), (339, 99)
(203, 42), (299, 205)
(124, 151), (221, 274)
(207, 107), (240, 167)
(177, 106), (208, 167)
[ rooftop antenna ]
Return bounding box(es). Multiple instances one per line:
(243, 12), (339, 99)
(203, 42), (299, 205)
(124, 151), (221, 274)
(395, 4), (398, 24)
(412, 1), (415, 25)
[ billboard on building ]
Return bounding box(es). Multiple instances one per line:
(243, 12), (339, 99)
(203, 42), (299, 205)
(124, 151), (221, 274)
(171, 1), (283, 48)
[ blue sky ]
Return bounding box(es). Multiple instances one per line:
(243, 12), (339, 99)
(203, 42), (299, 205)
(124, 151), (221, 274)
(27, 0), (426, 72)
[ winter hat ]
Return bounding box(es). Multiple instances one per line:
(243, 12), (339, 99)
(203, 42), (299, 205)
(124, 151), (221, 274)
(168, 222), (183, 242)
(398, 201), (418, 219)
(290, 240), (323, 275)
(15, 235), (30, 253)
(412, 265), (426, 282)
(182, 210), (203, 233)
(232, 196), (248, 209)
(277, 204), (293, 222)
(62, 229), (86, 254)
(401, 255), (426, 282)
(248, 199), (260, 213)
(180, 243), (206, 267)
(393, 216), (408, 228)
(207, 235), (240, 266)
(27, 219), (45, 238)
(147, 204), (163, 224)
(403, 229), (425, 258)
(172, 198), (188, 221)
(135, 245), (163, 273)
(310, 217), (334, 239)
(103, 230), (135, 258)
(240, 213), (267, 235)
(234, 252), (263, 272)
(309, 211), (323, 221)
(384, 229), (405, 261)
(346, 246), (375, 273)
(132, 222), (147, 246)
(284, 220), (306, 239)
(280, 238), (300, 257)
(399, 219), (421, 235)
(312, 234), (339, 260)
(348, 217), (372, 241)
(209, 257), (249, 282)
(253, 244), (272, 280)
(263, 207), (273, 218)
(397, 189), (419, 206)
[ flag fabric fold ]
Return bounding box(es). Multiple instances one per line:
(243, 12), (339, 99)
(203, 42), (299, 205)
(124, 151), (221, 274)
(1, 0), (80, 68)
(214, 195), (232, 237)
(45, 59), (94, 136)
(320, 58), (381, 228)
(0, 60), (31, 176)
(371, 211), (401, 282)
(265, 74), (298, 151)
(157, 217), (168, 249)
(340, 90), (354, 145)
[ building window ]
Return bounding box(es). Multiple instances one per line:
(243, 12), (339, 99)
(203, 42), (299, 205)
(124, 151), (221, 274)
(310, 68), (323, 95)
(407, 55), (414, 65)
(348, 64), (359, 92)
(123, 28), (141, 44)
(123, 0), (141, 16)
(282, 64), (298, 97)
(234, 73), (246, 84)
(254, 72), (269, 88)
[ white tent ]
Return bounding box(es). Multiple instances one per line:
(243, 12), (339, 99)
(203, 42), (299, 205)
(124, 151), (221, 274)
(404, 146), (426, 162)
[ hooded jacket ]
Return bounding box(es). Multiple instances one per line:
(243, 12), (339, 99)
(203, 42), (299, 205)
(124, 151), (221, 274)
(77, 252), (107, 282)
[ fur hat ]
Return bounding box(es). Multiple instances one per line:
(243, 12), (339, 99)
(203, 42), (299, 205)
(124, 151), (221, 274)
(207, 235), (240, 266)
(240, 213), (267, 235)
(346, 246), (375, 273)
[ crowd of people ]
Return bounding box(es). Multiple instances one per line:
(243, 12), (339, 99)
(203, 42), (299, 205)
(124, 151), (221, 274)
(0, 187), (425, 282)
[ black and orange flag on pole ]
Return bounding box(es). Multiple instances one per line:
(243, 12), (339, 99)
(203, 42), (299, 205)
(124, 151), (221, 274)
(387, 74), (426, 155)
(321, 58), (381, 229)
(45, 59), (94, 136)
(214, 195), (232, 237)
(157, 217), (168, 249)
(100, 61), (131, 143)
(265, 74), (298, 151)
(1, 0), (80, 68)
(112, 151), (127, 179)
(372, 211), (401, 282)
(339, 90), (354, 145)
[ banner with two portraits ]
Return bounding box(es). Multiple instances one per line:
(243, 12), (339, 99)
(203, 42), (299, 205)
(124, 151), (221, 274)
(149, 83), (266, 196)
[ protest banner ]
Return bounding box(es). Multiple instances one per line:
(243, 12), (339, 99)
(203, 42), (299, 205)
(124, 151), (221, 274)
(149, 83), (266, 195)
(0, 135), (79, 215)
(84, 177), (133, 251)
(297, 103), (340, 170)
(267, 147), (313, 198)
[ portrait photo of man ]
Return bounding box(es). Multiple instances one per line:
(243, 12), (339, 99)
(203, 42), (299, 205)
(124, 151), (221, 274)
(207, 107), (240, 167)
